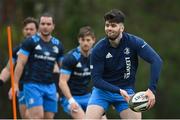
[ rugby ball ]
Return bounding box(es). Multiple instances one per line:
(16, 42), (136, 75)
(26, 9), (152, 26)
(128, 91), (149, 112)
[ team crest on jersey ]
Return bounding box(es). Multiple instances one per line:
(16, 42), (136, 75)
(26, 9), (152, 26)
(76, 62), (82, 68)
(29, 98), (34, 105)
(53, 46), (59, 53)
(124, 47), (130, 55)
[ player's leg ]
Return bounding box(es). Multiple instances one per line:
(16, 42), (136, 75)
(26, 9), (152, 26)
(86, 105), (105, 119)
(85, 88), (109, 119)
(43, 83), (57, 119)
(120, 108), (141, 119)
(71, 93), (93, 119)
(23, 83), (44, 118)
(18, 83), (29, 118)
(44, 111), (55, 119)
(28, 106), (44, 118)
(70, 106), (85, 119)
(113, 88), (141, 119)
(19, 104), (28, 118)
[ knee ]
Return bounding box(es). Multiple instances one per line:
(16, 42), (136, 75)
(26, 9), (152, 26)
(28, 111), (44, 119)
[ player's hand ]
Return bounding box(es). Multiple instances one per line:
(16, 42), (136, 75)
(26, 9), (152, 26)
(70, 102), (79, 112)
(145, 89), (155, 109)
(8, 84), (19, 100)
(120, 89), (130, 103)
(68, 97), (79, 112)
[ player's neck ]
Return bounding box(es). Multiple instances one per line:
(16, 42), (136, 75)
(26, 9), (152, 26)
(80, 48), (90, 57)
(40, 34), (52, 42)
(109, 33), (122, 48)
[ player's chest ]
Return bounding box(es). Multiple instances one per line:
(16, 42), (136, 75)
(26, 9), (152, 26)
(104, 46), (134, 68)
(73, 57), (90, 76)
(31, 42), (59, 61)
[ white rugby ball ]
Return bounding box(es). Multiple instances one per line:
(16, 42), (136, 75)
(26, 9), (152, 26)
(128, 91), (149, 112)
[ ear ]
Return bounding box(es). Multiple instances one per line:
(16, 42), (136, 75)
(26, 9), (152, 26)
(52, 24), (55, 30)
(78, 37), (81, 44)
(120, 23), (124, 32)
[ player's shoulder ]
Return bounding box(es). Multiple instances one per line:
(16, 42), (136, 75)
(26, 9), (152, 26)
(51, 36), (62, 46)
(68, 47), (81, 61)
(22, 33), (40, 45)
(93, 37), (108, 51)
(31, 33), (41, 42)
(62, 47), (80, 64)
(124, 32), (144, 44)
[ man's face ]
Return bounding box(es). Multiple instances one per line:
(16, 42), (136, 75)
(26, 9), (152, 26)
(105, 21), (124, 40)
(23, 23), (37, 38)
(39, 16), (54, 36)
(78, 35), (95, 53)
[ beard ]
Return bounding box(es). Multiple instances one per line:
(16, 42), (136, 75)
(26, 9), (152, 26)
(106, 30), (120, 41)
(41, 31), (51, 36)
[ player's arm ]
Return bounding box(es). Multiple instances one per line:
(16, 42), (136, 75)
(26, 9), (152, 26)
(14, 53), (28, 88)
(14, 38), (34, 90)
(59, 70), (72, 100)
(135, 38), (163, 108)
(58, 55), (79, 112)
(90, 48), (121, 94)
(0, 46), (19, 85)
(136, 40), (163, 94)
(0, 61), (11, 85)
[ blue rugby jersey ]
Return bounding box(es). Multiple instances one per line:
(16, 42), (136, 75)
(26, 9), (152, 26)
(90, 32), (163, 94)
(19, 34), (64, 84)
(60, 47), (91, 95)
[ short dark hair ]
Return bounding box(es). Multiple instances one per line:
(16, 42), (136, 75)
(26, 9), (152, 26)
(78, 26), (95, 38)
(39, 12), (55, 24)
(104, 9), (125, 23)
(23, 17), (38, 29)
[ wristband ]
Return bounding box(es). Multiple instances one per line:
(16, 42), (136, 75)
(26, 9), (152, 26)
(68, 97), (76, 104)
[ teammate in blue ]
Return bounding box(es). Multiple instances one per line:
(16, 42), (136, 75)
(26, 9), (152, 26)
(85, 9), (163, 119)
(59, 26), (96, 119)
(0, 17), (38, 118)
(13, 13), (64, 119)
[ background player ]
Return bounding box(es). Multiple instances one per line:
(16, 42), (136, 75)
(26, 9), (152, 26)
(13, 13), (64, 119)
(59, 26), (96, 119)
(0, 17), (38, 118)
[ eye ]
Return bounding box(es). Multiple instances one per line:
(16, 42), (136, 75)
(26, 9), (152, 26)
(47, 23), (51, 26)
(41, 23), (45, 25)
(105, 24), (109, 27)
(111, 24), (117, 27)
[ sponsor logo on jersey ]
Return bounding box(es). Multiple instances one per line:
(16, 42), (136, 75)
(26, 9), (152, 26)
(76, 62), (82, 68)
(106, 52), (113, 58)
(124, 57), (131, 79)
(34, 54), (56, 61)
(74, 71), (91, 76)
(35, 45), (42, 50)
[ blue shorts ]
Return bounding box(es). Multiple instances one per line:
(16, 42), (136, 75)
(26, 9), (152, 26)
(23, 83), (58, 113)
(60, 93), (91, 114)
(88, 87), (135, 113)
(17, 91), (26, 105)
